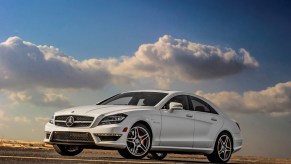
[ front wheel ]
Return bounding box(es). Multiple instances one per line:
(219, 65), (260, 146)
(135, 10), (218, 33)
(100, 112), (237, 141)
(118, 123), (151, 159)
(53, 145), (83, 156)
(207, 132), (233, 163)
(147, 152), (167, 160)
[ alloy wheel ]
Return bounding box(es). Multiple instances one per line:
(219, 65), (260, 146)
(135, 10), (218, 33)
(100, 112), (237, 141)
(217, 134), (232, 161)
(126, 126), (151, 156)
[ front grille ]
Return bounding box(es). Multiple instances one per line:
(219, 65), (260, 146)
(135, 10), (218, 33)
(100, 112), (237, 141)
(54, 115), (94, 127)
(51, 131), (94, 143)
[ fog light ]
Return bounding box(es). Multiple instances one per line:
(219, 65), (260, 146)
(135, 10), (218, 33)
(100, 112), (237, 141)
(94, 133), (122, 141)
(94, 133), (122, 137)
(45, 132), (51, 139)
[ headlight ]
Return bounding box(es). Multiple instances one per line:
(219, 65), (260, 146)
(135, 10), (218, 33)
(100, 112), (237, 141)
(49, 115), (54, 124)
(98, 113), (127, 125)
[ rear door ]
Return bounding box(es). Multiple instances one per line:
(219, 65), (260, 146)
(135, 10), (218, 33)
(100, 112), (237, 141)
(189, 96), (223, 149)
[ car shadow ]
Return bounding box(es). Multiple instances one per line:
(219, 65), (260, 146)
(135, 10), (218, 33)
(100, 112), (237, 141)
(145, 158), (242, 164)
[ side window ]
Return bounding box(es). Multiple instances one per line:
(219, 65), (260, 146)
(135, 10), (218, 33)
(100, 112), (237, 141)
(189, 96), (211, 113)
(164, 95), (189, 110)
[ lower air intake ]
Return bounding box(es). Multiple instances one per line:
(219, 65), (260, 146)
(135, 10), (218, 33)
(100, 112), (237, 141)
(51, 131), (94, 143)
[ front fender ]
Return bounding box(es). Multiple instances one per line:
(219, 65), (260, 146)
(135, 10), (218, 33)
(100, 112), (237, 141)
(123, 109), (162, 146)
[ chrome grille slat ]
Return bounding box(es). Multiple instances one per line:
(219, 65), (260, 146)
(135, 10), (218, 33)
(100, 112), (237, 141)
(54, 115), (94, 127)
(73, 121), (92, 123)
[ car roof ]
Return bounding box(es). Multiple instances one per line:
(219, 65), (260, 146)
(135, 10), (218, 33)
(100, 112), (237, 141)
(122, 90), (183, 94)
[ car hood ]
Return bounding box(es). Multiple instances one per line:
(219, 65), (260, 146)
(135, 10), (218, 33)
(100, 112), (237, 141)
(54, 105), (154, 116)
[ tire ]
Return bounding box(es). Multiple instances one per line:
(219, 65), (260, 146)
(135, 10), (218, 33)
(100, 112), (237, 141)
(53, 144), (83, 156)
(118, 123), (152, 159)
(147, 152), (167, 160)
(207, 132), (233, 163)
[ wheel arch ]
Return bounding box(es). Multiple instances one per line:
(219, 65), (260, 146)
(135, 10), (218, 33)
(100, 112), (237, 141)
(218, 130), (234, 151)
(132, 120), (153, 139)
(118, 120), (153, 159)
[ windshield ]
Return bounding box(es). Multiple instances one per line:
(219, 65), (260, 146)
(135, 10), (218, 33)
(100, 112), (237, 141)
(98, 92), (168, 106)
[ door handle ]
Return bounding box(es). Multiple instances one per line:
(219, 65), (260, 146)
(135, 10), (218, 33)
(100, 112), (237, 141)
(211, 117), (217, 121)
(186, 114), (193, 118)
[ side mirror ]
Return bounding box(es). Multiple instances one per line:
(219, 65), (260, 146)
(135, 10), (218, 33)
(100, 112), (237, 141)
(169, 102), (183, 113)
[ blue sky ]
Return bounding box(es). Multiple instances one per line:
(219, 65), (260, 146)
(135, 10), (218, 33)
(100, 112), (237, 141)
(1, 0), (290, 92)
(2, 0), (290, 59)
(1, 0), (291, 158)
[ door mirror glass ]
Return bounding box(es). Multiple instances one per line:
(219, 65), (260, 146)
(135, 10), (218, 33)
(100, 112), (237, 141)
(169, 102), (183, 113)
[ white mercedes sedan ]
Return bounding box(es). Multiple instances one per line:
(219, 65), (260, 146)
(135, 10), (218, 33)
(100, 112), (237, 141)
(44, 90), (242, 163)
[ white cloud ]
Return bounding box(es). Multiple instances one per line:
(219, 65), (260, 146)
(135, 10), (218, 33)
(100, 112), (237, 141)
(0, 35), (259, 108)
(196, 81), (291, 117)
(0, 108), (9, 121)
(41, 90), (72, 107)
(35, 116), (49, 122)
(3, 89), (72, 108)
(0, 35), (258, 92)
(0, 36), (112, 90)
(270, 112), (290, 117)
(112, 35), (259, 83)
(0, 110), (8, 129)
(14, 116), (31, 124)
(0, 123), (7, 129)
(6, 91), (32, 104)
(0, 109), (5, 120)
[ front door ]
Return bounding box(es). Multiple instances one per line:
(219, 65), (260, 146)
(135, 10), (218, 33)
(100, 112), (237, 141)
(160, 95), (195, 147)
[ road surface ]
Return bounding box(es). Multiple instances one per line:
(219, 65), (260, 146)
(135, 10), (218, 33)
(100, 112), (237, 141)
(0, 147), (230, 164)
(0, 147), (290, 164)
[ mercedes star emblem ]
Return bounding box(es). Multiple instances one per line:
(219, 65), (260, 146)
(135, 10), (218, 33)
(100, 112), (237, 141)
(65, 116), (74, 127)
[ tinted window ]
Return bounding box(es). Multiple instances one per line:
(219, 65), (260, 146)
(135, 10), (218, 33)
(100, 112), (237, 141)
(189, 96), (218, 114)
(164, 95), (189, 110)
(191, 98), (210, 112)
(99, 92), (168, 106)
(104, 97), (132, 105)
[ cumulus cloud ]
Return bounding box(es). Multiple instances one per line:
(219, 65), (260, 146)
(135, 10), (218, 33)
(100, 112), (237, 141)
(0, 36), (112, 90)
(0, 109), (8, 129)
(35, 116), (49, 122)
(196, 81), (291, 117)
(0, 123), (7, 129)
(14, 116), (31, 124)
(7, 91), (32, 103)
(0, 109), (5, 120)
(40, 91), (72, 108)
(113, 35), (259, 83)
(0, 35), (258, 91)
(3, 89), (72, 108)
(0, 107), (9, 121)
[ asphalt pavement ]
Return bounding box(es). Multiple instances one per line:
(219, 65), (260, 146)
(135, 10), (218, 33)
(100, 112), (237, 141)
(0, 147), (210, 164)
(2, 147), (290, 164)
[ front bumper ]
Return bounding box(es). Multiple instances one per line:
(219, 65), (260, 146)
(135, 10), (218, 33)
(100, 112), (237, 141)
(44, 122), (127, 149)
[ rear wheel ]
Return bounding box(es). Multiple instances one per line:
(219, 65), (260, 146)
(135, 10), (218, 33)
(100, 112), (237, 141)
(147, 152), (167, 160)
(207, 132), (232, 163)
(53, 145), (83, 156)
(118, 123), (151, 159)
